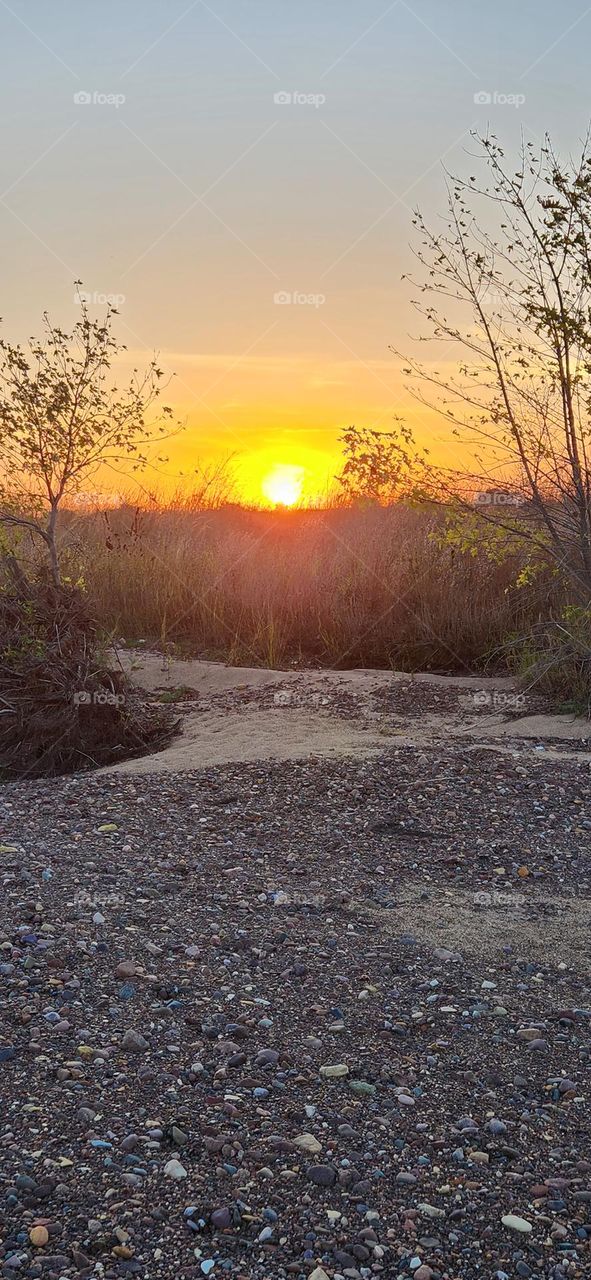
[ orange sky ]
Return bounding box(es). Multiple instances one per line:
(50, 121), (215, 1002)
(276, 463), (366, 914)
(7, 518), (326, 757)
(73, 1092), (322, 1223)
(109, 344), (469, 506)
(1, 1), (586, 506)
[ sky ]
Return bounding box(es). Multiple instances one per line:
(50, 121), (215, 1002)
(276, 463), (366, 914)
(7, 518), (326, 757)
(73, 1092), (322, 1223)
(1, 0), (590, 502)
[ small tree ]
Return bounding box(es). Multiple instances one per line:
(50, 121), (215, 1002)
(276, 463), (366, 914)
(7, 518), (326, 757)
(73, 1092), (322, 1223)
(0, 284), (177, 585)
(393, 131), (591, 603)
(338, 422), (428, 506)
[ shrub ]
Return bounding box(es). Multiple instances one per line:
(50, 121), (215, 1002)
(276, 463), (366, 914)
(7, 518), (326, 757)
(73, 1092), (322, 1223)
(0, 561), (172, 778)
(509, 606), (591, 714)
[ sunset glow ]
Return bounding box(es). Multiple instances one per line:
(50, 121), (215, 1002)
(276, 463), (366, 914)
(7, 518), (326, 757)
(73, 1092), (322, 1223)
(0, 2), (585, 498)
(261, 464), (305, 507)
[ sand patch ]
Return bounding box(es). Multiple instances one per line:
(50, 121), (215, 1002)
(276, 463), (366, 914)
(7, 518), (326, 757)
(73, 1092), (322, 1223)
(106, 651), (591, 773)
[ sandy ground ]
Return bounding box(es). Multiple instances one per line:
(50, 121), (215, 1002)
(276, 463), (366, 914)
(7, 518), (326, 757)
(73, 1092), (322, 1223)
(110, 650), (591, 774)
(102, 651), (591, 968)
(116, 652), (517, 697)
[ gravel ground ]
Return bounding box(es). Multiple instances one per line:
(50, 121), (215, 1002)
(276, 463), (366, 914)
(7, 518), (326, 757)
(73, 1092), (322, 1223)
(161, 675), (553, 722)
(2, 725), (591, 1280)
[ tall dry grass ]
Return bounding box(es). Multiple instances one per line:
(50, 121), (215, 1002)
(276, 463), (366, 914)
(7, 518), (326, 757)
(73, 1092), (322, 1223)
(56, 502), (553, 672)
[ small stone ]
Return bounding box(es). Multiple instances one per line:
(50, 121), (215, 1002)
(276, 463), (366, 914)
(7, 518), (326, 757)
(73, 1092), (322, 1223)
(77, 1106), (96, 1124)
(164, 1159), (187, 1180)
(77, 1045), (95, 1059)
(306, 1164), (336, 1187)
(120, 1029), (149, 1052)
(488, 1118), (507, 1134)
(293, 1133), (322, 1154)
(418, 1203), (445, 1218)
(319, 1063), (349, 1078)
(254, 1049), (280, 1067)
(29, 1227), (49, 1247)
(501, 1213), (533, 1233)
(210, 1208), (232, 1229)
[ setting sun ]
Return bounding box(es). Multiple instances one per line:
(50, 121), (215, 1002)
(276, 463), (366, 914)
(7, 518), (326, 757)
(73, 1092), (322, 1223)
(261, 464), (305, 507)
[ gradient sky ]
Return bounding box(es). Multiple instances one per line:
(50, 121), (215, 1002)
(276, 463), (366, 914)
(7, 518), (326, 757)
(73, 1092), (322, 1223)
(1, 0), (590, 500)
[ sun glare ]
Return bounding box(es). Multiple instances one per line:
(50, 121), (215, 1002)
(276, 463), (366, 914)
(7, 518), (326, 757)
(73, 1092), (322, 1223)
(262, 464), (304, 507)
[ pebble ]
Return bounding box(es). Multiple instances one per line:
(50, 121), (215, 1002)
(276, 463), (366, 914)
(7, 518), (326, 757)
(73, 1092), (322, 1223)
(214, 1208), (235, 1230)
(501, 1214), (533, 1233)
(120, 1029), (149, 1052)
(28, 1228), (49, 1248)
(293, 1133), (322, 1153)
(306, 1164), (337, 1186)
(164, 1159), (188, 1180)
(1, 740), (590, 1280)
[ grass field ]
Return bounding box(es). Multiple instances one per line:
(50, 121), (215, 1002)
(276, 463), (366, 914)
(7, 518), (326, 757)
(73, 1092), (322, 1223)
(53, 501), (554, 673)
